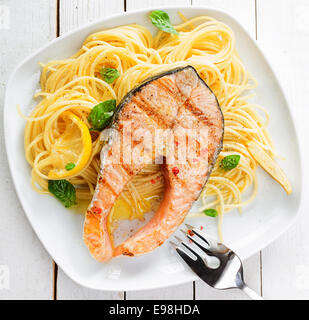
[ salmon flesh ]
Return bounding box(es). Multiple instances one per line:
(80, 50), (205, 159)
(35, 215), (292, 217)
(83, 66), (224, 262)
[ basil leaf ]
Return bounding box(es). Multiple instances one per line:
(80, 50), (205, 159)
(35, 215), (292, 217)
(220, 155), (240, 171)
(149, 10), (179, 35)
(204, 209), (218, 218)
(48, 179), (76, 208)
(65, 162), (75, 171)
(100, 67), (120, 84)
(88, 99), (116, 131)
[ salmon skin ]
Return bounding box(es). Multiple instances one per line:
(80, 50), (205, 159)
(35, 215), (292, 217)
(83, 66), (224, 262)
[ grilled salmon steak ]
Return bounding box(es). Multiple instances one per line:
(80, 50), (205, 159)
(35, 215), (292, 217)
(83, 66), (224, 262)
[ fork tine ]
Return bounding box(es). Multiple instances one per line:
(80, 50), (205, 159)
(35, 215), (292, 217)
(185, 223), (195, 229)
(170, 240), (198, 264)
(180, 240), (204, 260)
(184, 224), (230, 255)
(183, 231), (218, 257)
(173, 235), (204, 262)
(169, 240), (179, 249)
(175, 246), (197, 265)
(184, 224), (212, 247)
(175, 243), (214, 276)
(190, 228), (219, 249)
(181, 228), (209, 249)
(180, 229), (217, 257)
(174, 235), (183, 243)
(172, 237), (219, 281)
(190, 228), (231, 256)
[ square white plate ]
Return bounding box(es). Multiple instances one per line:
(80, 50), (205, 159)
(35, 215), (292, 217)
(4, 6), (302, 291)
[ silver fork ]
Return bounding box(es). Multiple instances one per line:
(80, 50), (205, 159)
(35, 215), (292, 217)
(171, 224), (263, 300)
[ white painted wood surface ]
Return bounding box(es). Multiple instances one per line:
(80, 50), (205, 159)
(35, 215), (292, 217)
(126, 0), (191, 11)
(59, 0), (125, 35)
(0, 0), (307, 300)
(0, 0), (56, 300)
(257, 0), (309, 300)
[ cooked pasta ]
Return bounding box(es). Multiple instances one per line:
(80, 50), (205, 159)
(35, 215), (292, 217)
(22, 15), (277, 238)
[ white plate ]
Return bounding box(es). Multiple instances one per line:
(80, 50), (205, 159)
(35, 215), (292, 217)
(4, 6), (302, 291)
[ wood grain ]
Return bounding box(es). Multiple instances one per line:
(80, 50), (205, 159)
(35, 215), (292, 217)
(0, 0), (56, 300)
(59, 0), (125, 35)
(126, 284), (194, 300)
(126, 0), (192, 11)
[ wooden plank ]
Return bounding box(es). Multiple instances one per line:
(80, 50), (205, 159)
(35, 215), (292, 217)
(125, 0), (194, 302)
(126, 0), (191, 11)
(257, 0), (309, 300)
(126, 284), (193, 300)
(0, 0), (56, 299)
(57, 270), (124, 300)
(59, 0), (125, 35)
(56, 0), (125, 300)
(192, 0), (262, 300)
(193, 0), (256, 33)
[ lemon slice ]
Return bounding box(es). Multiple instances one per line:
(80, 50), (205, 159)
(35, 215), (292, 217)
(247, 141), (292, 195)
(48, 112), (92, 179)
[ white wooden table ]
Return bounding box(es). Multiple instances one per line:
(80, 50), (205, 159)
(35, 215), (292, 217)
(0, 0), (308, 300)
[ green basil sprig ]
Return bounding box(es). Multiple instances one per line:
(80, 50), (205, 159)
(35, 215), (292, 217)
(149, 10), (179, 35)
(100, 68), (120, 84)
(88, 99), (116, 131)
(220, 155), (240, 171)
(48, 179), (76, 208)
(203, 209), (218, 218)
(65, 163), (75, 171)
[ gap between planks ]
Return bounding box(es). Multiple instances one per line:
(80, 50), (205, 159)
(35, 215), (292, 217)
(255, 0), (258, 41)
(53, 0), (60, 300)
(56, 0), (60, 37)
(53, 263), (58, 300)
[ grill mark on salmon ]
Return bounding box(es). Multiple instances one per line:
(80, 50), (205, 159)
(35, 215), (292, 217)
(98, 177), (117, 196)
(131, 95), (171, 129)
(184, 98), (213, 126)
(83, 66), (224, 262)
(156, 77), (180, 97)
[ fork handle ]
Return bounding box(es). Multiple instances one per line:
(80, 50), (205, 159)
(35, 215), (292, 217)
(240, 284), (264, 300)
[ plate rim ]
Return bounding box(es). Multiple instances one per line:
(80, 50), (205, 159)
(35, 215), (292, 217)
(4, 5), (304, 292)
